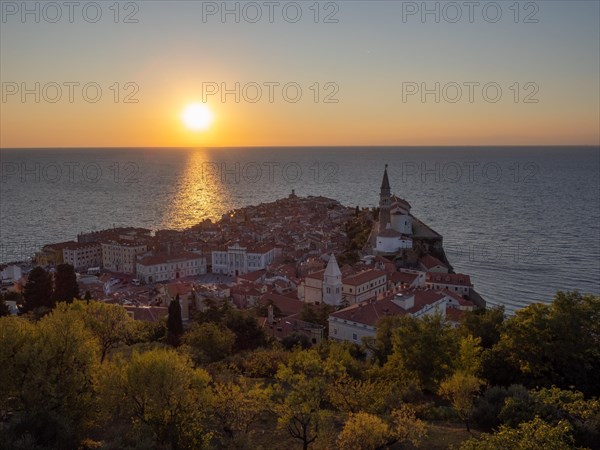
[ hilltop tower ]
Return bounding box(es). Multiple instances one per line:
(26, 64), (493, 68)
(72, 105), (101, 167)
(322, 253), (342, 306)
(379, 164), (392, 231)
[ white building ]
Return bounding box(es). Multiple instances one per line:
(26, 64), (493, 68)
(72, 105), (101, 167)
(0, 264), (22, 283)
(63, 242), (103, 271)
(328, 288), (464, 345)
(375, 224), (413, 254)
(342, 269), (387, 305)
(389, 269), (425, 289)
(322, 253), (343, 306)
(426, 272), (473, 296)
(212, 242), (276, 276)
(375, 165), (413, 255)
(390, 210), (412, 235)
(136, 251), (206, 284)
(101, 240), (148, 274)
(300, 253), (343, 306)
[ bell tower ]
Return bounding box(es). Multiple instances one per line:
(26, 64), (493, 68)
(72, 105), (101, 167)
(379, 164), (392, 231)
(322, 253), (342, 306)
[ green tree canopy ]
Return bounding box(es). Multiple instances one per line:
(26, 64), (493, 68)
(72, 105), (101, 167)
(51, 263), (79, 304)
(98, 348), (212, 450)
(167, 295), (184, 346)
(489, 291), (600, 396)
(182, 321), (235, 365)
(0, 308), (99, 448)
(20, 266), (53, 313)
(66, 300), (137, 363)
(384, 314), (459, 392)
(460, 417), (579, 450)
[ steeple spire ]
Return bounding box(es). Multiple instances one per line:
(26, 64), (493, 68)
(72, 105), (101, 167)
(380, 163), (390, 191)
(378, 164), (392, 232)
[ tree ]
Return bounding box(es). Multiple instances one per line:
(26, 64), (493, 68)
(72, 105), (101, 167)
(460, 417), (578, 450)
(487, 386), (600, 448)
(459, 306), (504, 349)
(20, 266), (53, 313)
(0, 298), (9, 317)
(384, 314), (459, 392)
(439, 335), (484, 432)
(440, 372), (484, 432)
(274, 349), (330, 450)
(193, 299), (267, 352)
(337, 405), (426, 450)
(300, 303), (329, 327)
(531, 387), (600, 448)
(51, 263), (79, 304)
(68, 300), (136, 363)
(98, 348), (212, 450)
(0, 308), (99, 448)
(211, 379), (272, 446)
(327, 372), (392, 415)
(0, 316), (35, 414)
(182, 321), (235, 365)
(167, 294), (184, 346)
(456, 335), (484, 375)
(337, 412), (391, 450)
(366, 315), (405, 364)
(472, 384), (525, 429)
(224, 309), (268, 352)
(491, 291), (600, 396)
(282, 333), (312, 350)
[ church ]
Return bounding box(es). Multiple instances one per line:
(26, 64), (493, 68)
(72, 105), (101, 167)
(374, 165), (414, 254)
(301, 253), (344, 306)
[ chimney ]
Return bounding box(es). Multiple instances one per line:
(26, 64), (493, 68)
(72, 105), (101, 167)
(392, 293), (415, 310)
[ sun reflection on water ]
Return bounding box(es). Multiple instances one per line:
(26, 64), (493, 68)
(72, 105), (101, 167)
(161, 149), (231, 229)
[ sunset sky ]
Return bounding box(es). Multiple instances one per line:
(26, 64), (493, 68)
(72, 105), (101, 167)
(1, 1), (599, 148)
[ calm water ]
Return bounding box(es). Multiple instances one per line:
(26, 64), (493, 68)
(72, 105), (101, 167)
(1, 147), (599, 313)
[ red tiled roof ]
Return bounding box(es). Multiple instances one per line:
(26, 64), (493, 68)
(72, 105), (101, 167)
(63, 242), (102, 250)
(102, 239), (148, 247)
(43, 241), (77, 250)
(446, 307), (466, 323)
(259, 292), (305, 317)
(390, 195), (412, 210)
(306, 269), (325, 281)
(343, 269), (387, 287)
(138, 251), (202, 266)
(420, 254), (447, 270)
(247, 244), (276, 254)
(390, 271), (419, 284)
(124, 305), (168, 322)
(330, 288), (445, 327)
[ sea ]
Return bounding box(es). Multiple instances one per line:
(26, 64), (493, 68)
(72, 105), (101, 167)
(1, 146), (599, 314)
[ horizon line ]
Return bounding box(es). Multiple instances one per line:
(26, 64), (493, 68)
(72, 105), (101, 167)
(1, 144), (599, 150)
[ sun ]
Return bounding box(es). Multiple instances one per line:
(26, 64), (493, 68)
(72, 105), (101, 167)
(181, 103), (214, 131)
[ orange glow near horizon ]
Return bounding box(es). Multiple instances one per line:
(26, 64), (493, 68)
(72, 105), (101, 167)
(0, 80), (598, 148)
(1, 100), (598, 148)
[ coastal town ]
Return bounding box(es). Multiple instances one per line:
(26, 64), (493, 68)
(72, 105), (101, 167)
(1, 166), (484, 344)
